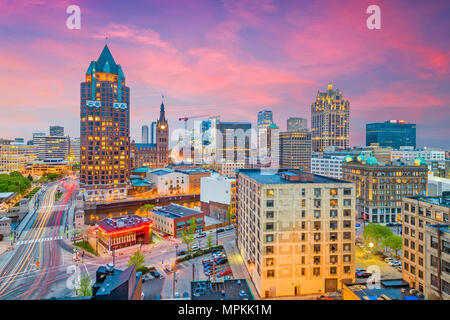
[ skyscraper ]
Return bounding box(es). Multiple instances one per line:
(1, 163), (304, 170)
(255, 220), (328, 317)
(50, 125), (64, 137)
(257, 110), (273, 130)
(142, 125), (149, 144)
(150, 121), (157, 144)
(279, 130), (312, 172)
(79, 45), (130, 201)
(287, 117), (307, 132)
(311, 83), (350, 152)
(366, 120), (416, 149)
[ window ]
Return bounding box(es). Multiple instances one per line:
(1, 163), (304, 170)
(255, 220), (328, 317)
(267, 270), (275, 278)
(330, 189), (338, 196)
(344, 188), (352, 195)
(266, 200), (274, 208)
(265, 223), (274, 231)
(343, 209), (351, 217)
(266, 189), (274, 196)
(265, 258), (274, 266)
(266, 211), (274, 219)
(343, 199), (352, 206)
(265, 246), (274, 254)
(343, 255), (351, 263)
(266, 235), (274, 243)
(330, 267), (337, 275)
(313, 267), (320, 276)
(330, 210), (338, 218)
(330, 199), (338, 207)
(314, 210), (321, 218)
(314, 188), (321, 197)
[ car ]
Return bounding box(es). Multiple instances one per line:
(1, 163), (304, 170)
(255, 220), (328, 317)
(356, 271), (372, 278)
(215, 258), (228, 265)
(176, 250), (186, 256)
(224, 275), (233, 280)
(225, 225), (234, 231)
(150, 270), (160, 278)
(389, 261), (401, 266)
(217, 228), (225, 233)
(384, 257), (395, 263)
(203, 262), (213, 268)
(219, 269), (232, 276)
(202, 259), (213, 264)
(196, 232), (207, 238)
(191, 245), (200, 251)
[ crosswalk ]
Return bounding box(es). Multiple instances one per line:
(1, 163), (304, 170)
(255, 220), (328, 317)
(16, 235), (64, 246)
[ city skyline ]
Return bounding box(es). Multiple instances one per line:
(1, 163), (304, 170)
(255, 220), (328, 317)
(0, 0), (449, 148)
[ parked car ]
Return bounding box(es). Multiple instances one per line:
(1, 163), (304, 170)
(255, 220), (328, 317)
(356, 271), (372, 278)
(219, 269), (232, 276)
(196, 232), (207, 238)
(203, 262), (213, 268)
(215, 258), (228, 265)
(202, 259), (213, 264)
(355, 268), (366, 273)
(217, 228), (225, 233)
(149, 270), (160, 278)
(384, 257), (395, 263)
(191, 245), (200, 251)
(176, 250), (186, 256)
(389, 260), (401, 266)
(225, 225), (234, 231)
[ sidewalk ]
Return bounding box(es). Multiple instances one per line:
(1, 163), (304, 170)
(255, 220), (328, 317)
(222, 240), (261, 300)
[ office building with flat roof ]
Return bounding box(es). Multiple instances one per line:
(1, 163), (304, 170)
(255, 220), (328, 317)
(237, 168), (356, 298)
(279, 130), (312, 172)
(287, 117), (307, 132)
(366, 120), (416, 149)
(402, 193), (450, 295)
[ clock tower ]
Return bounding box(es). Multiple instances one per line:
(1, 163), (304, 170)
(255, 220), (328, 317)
(156, 101), (169, 167)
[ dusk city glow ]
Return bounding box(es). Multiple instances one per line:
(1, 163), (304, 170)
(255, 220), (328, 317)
(0, 0), (449, 309)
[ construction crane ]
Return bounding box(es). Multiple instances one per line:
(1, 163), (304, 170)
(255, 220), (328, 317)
(178, 115), (210, 132)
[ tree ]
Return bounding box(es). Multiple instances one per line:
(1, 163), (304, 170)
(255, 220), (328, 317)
(182, 217), (197, 254)
(140, 204), (155, 216)
(128, 250), (146, 270)
(385, 234), (402, 257)
(363, 223), (393, 249)
(226, 205), (235, 223)
(77, 273), (93, 297)
(206, 234), (213, 249)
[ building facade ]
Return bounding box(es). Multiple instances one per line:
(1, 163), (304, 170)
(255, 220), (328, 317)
(0, 143), (37, 173)
(79, 45), (130, 202)
(342, 158), (428, 223)
(148, 203), (205, 238)
(49, 125), (64, 137)
(424, 223), (450, 300)
(366, 120), (416, 149)
(145, 168), (189, 196)
(402, 195), (450, 295)
(311, 83), (350, 152)
(237, 169), (356, 298)
(287, 117), (307, 132)
(141, 125), (149, 144)
(279, 131), (312, 172)
(311, 156), (344, 179)
(390, 147), (445, 162)
(200, 173), (236, 221)
(215, 122), (251, 164)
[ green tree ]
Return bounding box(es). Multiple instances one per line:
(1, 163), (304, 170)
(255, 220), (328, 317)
(363, 223), (393, 249)
(385, 234), (402, 257)
(226, 205), (235, 222)
(76, 273), (93, 297)
(182, 217), (197, 254)
(140, 204), (155, 216)
(206, 234), (213, 249)
(128, 250), (146, 270)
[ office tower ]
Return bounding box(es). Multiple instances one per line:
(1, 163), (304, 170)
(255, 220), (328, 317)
(0, 142), (37, 173)
(287, 117), (307, 132)
(258, 123), (279, 167)
(39, 136), (69, 160)
(150, 121), (157, 144)
(366, 120), (416, 149)
(402, 193), (450, 297)
(342, 156), (428, 224)
(237, 168), (356, 298)
(49, 125), (64, 137)
(79, 45), (130, 201)
(215, 122), (251, 163)
(201, 116), (220, 162)
(311, 83), (350, 152)
(279, 130), (312, 172)
(257, 110), (274, 152)
(142, 125), (149, 144)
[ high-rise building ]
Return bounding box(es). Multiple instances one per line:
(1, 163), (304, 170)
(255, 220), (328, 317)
(150, 121), (157, 144)
(342, 156), (428, 224)
(49, 125), (64, 137)
(79, 45), (130, 201)
(39, 136), (69, 160)
(142, 125), (149, 144)
(402, 194), (450, 296)
(279, 130), (312, 172)
(311, 83), (350, 152)
(215, 122), (251, 163)
(237, 168), (356, 298)
(258, 123), (279, 167)
(69, 137), (80, 162)
(287, 117), (307, 132)
(257, 110), (273, 131)
(366, 120), (416, 149)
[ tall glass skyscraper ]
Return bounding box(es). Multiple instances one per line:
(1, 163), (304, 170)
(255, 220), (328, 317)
(366, 120), (416, 149)
(257, 110), (273, 130)
(142, 125), (149, 144)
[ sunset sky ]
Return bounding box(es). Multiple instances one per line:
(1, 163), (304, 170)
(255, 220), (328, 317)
(0, 0), (448, 148)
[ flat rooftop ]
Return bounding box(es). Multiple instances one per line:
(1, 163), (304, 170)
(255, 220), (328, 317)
(97, 215), (152, 233)
(191, 279), (254, 300)
(407, 196), (450, 208)
(345, 280), (423, 300)
(237, 168), (351, 184)
(151, 203), (202, 219)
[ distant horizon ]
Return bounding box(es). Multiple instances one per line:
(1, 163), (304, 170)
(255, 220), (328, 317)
(0, 0), (449, 148)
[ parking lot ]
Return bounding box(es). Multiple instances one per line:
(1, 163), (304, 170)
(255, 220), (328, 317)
(355, 246), (402, 281)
